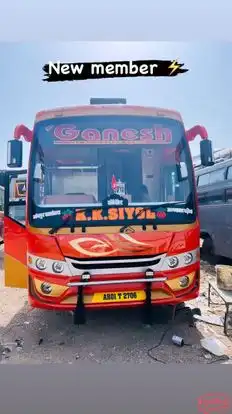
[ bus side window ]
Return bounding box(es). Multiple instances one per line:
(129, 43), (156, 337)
(226, 188), (232, 203)
(225, 166), (232, 203)
(198, 173), (209, 187)
(209, 168), (225, 184)
(227, 166), (232, 181)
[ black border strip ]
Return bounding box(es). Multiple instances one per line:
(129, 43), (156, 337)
(70, 258), (161, 270)
(66, 252), (164, 262)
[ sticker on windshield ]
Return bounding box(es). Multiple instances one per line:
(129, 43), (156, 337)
(61, 209), (73, 220)
(75, 207), (156, 222)
(107, 199), (124, 206)
(156, 209), (167, 219)
(33, 210), (61, 220)
(50, 124), (172, 145)
(167, 207), (193, 215)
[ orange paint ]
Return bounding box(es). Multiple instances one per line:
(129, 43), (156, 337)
(75, 207), (156, 222)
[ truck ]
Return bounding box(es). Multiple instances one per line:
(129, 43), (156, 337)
(4, 99), (213, 324)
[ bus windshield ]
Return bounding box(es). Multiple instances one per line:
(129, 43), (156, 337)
(30, 115), (195, 225)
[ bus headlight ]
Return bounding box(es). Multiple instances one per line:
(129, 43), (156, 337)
(167, 256), (179, 268)
(35, 258), (47, 271)
(183, 253), (193, 265)
(52, 262), (64, 273)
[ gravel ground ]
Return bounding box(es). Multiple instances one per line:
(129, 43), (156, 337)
(0, 246), (232, 364)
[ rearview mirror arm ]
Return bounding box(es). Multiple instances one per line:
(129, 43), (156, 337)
(185, 125), (208, 142)
(14, 124), (33, 143)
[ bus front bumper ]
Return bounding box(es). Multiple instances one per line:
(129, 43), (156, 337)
(28, 267), (200, 323)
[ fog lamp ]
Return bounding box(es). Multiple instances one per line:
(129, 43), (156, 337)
(41, 282), (52, 294)
(179, 276), (189, 288)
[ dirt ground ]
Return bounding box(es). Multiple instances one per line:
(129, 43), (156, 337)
(0, 246), (232, 364)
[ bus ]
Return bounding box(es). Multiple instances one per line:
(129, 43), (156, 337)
(4, 99), (213, 324)
(195, 157), (232, 263)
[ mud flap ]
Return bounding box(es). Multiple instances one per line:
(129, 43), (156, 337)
(142, 281), (153, 325)
(73, 285), (86, 325)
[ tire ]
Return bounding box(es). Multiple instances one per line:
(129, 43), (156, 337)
(224, 312), (232, 336)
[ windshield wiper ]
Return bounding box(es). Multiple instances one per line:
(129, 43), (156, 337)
(120, 207), (157, 233)
(119, 198), (194, 234)
(49, 206), (109, 235)
(49, 214), (74, 235)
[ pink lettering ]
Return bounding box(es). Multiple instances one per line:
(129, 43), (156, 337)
(102, 129), (119, 141)
(153, 125), (172, 143)
(81, 129), (101, 142)
(140, 128), (153, 141)
(121, 129), (138, 141)
(53, 125), (173, 144)
(54, 124), (79, 141)
(162, 128), (172, 143)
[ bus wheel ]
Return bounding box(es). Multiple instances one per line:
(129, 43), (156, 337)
(175, 302), (185, 311)
(202, 237), (219, 265)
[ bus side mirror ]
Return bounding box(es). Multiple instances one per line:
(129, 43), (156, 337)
(33, 163), (43, 181)
(176, 161), (188, 181)
(200, 139), (214, 166)
(7, 140), (23, 168)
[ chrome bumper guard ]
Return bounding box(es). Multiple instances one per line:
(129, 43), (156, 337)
(67, 277), (167, 287)
(72, 276), (167, 326)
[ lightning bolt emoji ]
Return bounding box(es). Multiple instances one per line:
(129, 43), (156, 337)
(168, 60), (181, 76)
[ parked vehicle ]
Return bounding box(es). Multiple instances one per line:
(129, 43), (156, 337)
(4, 98), (213, 324)
(195, 158), (232, 262)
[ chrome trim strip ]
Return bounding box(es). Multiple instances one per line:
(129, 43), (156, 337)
(67, 277), (167, 287)
(67, 253), (165, 266)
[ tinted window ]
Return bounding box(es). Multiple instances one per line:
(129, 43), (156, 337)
(209, 168), (225, 184)
(32, 115), (193, 208)
(226, 188), (232, 203)
(198, 173), (209, 187)
(227, 166), (232, 180)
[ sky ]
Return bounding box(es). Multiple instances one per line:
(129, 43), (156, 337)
(0, 41), (231, 169)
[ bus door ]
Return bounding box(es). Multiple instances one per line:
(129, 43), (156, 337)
(4, 170), (28, 288)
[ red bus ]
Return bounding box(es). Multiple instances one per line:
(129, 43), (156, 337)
(4, 99), (213, 324)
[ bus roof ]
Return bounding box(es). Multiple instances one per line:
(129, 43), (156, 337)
(35, 105), (183, 123)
